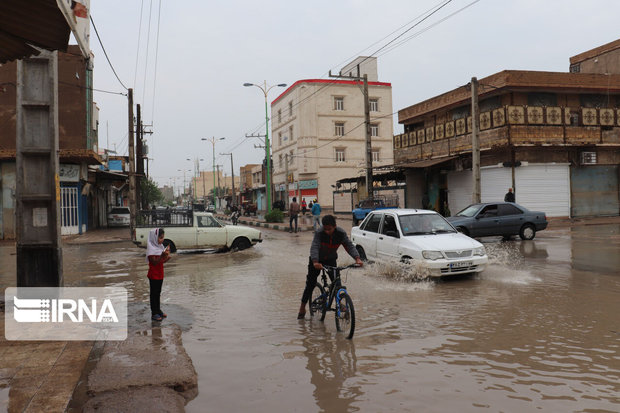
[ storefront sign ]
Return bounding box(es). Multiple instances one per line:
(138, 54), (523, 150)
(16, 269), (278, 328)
(299, 179), (318, 189)
(59, 164), (80, 182)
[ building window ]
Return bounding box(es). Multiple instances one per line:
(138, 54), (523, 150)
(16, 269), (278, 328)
(289, 125), (294, 141)
(372, 149), (380, 162)
(335, 122), (345, 136)
(289, 150), (294, 166)
(370, 123), (379, 137)
(278, 109), (282, 123)
(369, 98), (378, 112)
(278, 132), (282, 146)
(528, 92), (557, 107)
(335, 148), (345, 162)
(279, 154), (283, 169)
(289, 101), (293, 116)
(334, 96), (344, 111)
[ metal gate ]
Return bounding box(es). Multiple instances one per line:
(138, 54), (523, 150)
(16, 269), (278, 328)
(571, 165), (619, 217)
(61, 186), (80, 235)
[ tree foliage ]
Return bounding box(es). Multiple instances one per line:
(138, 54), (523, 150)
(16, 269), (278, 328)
(141, 177), (164, 208)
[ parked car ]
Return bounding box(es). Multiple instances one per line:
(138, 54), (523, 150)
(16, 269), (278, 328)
(352, 197), (393, 225)
(446, 202), (548, 240)
(133, 211), (262, 252)
(351, 209), (488, 277)
(206, 204), (216, 212)
(242, 202), (257, 216)
(107, 206), (130, 227)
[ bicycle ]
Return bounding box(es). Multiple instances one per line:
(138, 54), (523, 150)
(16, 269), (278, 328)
(309, 263), (359, 339)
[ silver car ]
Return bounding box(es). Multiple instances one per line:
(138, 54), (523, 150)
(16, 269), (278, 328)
(107, 206), (130, 227)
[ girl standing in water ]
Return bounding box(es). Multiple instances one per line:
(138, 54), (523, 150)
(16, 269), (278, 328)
(146, 228), (171, 321)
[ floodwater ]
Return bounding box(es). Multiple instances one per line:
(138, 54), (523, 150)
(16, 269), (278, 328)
(1, 223), (620, 412)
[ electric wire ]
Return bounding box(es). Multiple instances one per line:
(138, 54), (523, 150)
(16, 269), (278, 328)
(133, 0), (145, 90)
(142, 0), (154, 107)
(151, 0), (162, 124)
(90, 15), (128, 90)
(58, 80), (126, 96)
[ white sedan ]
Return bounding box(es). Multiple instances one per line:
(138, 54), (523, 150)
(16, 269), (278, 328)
(351, 209), (488, 277)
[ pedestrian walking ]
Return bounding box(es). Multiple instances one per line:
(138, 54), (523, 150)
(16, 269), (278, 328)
(301, 199), (307, 216)
(311, 199), (322, 231)
(146, 228), (171, 321)
(504, 188), (515, 203)
(289, 197), (300, 233)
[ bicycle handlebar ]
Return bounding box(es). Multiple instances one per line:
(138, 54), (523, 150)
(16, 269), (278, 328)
(321, 263), (361, 272)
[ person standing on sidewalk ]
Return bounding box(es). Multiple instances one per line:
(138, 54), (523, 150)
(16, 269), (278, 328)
(146, 228), (171, 321)
(504, 188), (515, 203)
(289, 197), (300, 233)
(301, 199), (308, 216)
(311, 199), (322, 231)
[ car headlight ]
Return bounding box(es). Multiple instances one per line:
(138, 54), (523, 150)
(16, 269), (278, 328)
(473, 246), (486, 256)
(422, 250), (443, 260)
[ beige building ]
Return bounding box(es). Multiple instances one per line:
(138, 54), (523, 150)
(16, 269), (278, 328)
(193, 170), (239, 200)
(271, 57), (394, 207)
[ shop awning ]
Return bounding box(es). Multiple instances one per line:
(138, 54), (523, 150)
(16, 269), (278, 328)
(399, 156), (456, 168)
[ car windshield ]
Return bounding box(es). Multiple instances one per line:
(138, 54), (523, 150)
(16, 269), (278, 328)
(398, 214), (456, 235)
(455, 205), (482, 217)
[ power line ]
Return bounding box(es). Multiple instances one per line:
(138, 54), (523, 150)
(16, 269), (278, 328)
(151, 0), (162, 124)
(90, 15), (128, 90)
(377, 0), (482, 57)
(142, 0), (154, 106)
(58, 80), (126, 96)
(133, 0), (145, 90)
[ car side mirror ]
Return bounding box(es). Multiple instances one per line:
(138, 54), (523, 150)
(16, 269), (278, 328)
(386, 230), (399, 238)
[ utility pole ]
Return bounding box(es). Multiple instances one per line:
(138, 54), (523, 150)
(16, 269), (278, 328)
(128, 88), (137, 237)
(216, 164), (221, 209)
(471, 77), (481, 203)
(329, 66), (373, 199)
(284, 153), (289, 209)
(221, 152), (235, 206)
(136, 104), (143, 210)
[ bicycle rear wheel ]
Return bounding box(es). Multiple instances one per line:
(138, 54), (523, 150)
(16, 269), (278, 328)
(309, 284), (326, 318)
(335, 292), (355, 339)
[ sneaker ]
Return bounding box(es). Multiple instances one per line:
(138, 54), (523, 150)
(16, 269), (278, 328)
(159, 313), (167, 318)
(151, 314), (163, 321)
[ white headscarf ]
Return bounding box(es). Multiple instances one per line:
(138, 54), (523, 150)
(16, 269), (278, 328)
(146, 228), (165, 262)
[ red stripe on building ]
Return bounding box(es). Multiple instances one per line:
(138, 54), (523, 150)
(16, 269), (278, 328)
(272, 79), (392, 105)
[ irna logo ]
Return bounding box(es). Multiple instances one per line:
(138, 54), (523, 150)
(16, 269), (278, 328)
(13, 296), (119, 323)
(5, 287), (128, 341)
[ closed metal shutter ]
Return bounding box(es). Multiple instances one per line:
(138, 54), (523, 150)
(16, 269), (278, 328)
(333, 192), (353, 213)
(447, 171), (472, 215)
(480, 166), (512, 203)
(570, 165), (619, 217)
(515, 164), (570, 217)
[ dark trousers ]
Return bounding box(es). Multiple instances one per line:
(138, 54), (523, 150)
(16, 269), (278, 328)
(301, 257), (336, 304)
(149, 278), (163, 315)
(289, 214), (298, 232)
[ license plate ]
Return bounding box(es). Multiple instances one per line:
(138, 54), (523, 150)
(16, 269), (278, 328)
(450, 261), (472, 269)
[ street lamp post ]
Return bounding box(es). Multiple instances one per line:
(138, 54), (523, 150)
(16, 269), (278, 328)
(201, 137), (225, 209)
(244, 81), (287, 213)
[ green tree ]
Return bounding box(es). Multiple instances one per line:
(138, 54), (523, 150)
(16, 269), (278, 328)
(141, 177), (164, 208)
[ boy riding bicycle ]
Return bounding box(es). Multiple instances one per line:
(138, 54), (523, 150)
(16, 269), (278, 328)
(298, 215), (363, 319)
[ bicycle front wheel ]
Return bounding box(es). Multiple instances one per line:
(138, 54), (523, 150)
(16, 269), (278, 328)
(309, 284), (326, 319)
(335, 292), (355, 339)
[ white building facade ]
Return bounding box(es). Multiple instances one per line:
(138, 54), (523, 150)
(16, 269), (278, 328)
(271, 58), (394, 208)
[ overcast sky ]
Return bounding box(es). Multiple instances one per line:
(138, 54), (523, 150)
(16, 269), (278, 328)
(86, 0), (620, 190)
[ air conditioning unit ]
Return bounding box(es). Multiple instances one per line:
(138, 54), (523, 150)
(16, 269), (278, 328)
(580, 151), (597, 165)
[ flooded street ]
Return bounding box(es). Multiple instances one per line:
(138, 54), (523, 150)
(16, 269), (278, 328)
(1, 223), (620, 412)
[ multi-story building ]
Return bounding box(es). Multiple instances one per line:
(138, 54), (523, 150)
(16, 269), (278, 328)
(271, 57), (393, 208)
(393, 39), (620, 218)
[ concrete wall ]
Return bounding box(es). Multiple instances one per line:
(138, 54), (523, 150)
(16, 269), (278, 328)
(1, 162), (16, 239)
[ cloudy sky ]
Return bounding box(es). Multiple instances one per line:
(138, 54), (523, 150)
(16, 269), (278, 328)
(86, 0), (619, 190)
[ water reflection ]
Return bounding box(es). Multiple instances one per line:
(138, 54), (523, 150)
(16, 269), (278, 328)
(297, 322), (361, 412)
